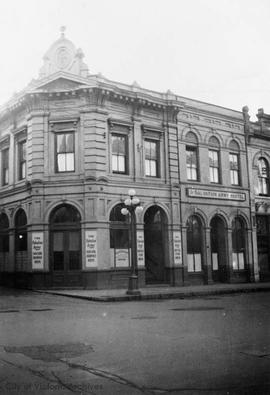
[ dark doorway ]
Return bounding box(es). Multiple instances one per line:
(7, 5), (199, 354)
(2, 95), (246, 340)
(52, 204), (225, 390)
(256, 215), (270, 281)
(50, 204), (82, 288)
(210, 216), (227, 282)
(144, 206), (167, 284)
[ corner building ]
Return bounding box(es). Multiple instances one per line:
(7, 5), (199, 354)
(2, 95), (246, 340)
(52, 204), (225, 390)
(0, 31), (256, 289)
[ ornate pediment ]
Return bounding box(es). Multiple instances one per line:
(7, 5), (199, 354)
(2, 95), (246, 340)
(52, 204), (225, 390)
(39, 27), (89, 79)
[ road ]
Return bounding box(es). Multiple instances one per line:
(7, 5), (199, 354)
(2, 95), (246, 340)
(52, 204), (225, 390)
(0, 288), (269, 395)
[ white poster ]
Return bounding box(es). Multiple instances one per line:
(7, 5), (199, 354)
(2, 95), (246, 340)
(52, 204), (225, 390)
(173, 231), (182, 265)
(85, 230), (97, 267)
(32, 232), (44, 269)
(115, 249), (130, 267)
(137, 231), (145, 266)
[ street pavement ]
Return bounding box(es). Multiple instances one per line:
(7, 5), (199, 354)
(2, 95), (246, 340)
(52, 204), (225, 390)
(0, 287), (269, 394)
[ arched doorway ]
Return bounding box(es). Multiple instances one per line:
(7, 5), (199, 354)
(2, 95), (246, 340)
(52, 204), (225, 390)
(144, 206), (168, 284)
(50, 204), (82, 287)
(210, 216), (227, 282)
(186, 215), (204, 281)
(0, 213), (9, 271)
(15, 209), (27, 271)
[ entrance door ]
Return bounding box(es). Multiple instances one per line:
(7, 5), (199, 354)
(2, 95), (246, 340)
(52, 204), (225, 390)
(50, 205), (82, 288)
(210, 216), (227, 282)
(144, 206), (167, 284)
(256, 215), (270, 281)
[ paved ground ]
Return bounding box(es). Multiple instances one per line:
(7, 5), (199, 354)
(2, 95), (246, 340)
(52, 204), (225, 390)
(0, 287), (269, 394)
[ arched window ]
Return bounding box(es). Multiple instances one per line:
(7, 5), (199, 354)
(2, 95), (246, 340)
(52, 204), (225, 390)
(258, 158), (269, 195)
(186, 132), (199, 181)
(109, 204), (130, 268)
(15, 209), (27, 251)
(232, 217), (246, 270)
(209, 136), (220, 184)
(229, 140), (240, 185)
(0, 213), (9, 253)
(187, 215), (203, 272)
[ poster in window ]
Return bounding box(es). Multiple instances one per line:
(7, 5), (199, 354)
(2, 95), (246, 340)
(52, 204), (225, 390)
(194, 253), (202, 272)
(212, 253), (218, 271)
(137, 231), (145, 266)
(187, 254), (194, 272)
(32, 232), (44, 269)
(173, 231), (182, 265)
(238, 252), (245, 270)
(115, 249), (130, 267)
(85, 230), (97, 267)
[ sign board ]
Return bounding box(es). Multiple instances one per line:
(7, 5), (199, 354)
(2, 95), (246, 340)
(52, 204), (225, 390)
(115, 249), (130, 267)
(173, 231), (182, 265)
(32, 232), (44, 269)
(137, 231), (145, 266)
(187, 188), (245, 201)
(85, 230), (97, 267)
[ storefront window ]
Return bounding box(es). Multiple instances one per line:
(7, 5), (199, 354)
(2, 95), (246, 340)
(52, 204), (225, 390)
(187, 215), (203, 272)
(232, 217), (245, 270)
(110, 204), (130, 268)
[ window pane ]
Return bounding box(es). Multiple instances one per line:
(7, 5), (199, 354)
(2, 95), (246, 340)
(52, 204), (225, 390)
(57, 134), (66, 153)
(150, 160), (157, 177)
(21, 162), (26, 179)
(69, 232), (80, 251)
(66, 153), (75, 171)
(57, 154), (66, 172)
(53, 232), (64, 251)
(66, 134), (74, 152)
(118, 156), (125, 172)
(112, 155), (118, 171)
(145, 159), (150, 176)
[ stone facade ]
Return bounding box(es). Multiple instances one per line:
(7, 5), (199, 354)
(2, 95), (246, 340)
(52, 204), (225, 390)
(0, 30), (266, 289)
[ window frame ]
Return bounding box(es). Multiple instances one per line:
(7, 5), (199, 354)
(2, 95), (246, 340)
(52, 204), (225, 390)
(18, 140), (27, 181)
(258, 157), (269, 196)
(229, 152), (240, 186)
(209, 149), (220, 184)
(144, 138), (160, 178)
(1, 148), (9, 186)
(111, 133), (128, 175)
(186, 146), (199, 181)
(55, 131), (75, 173)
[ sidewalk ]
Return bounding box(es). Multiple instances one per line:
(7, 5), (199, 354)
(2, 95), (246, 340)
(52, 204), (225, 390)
(34, 282), (270, 302)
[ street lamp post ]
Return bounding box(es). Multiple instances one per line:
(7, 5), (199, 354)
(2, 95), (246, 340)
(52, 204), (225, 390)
(121, 189), (143, 295)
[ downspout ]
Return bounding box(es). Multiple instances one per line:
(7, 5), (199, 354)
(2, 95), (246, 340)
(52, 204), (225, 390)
(242, 105), (255, 282)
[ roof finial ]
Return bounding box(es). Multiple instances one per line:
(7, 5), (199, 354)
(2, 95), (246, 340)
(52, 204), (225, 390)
(60, 26), (66, 38)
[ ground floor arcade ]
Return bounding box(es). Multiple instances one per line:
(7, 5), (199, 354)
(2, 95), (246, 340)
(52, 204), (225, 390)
(0, 200), (261, 289)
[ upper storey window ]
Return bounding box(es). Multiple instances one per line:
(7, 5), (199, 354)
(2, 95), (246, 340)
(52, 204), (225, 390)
(112, 134), (128, 174)
(229, 140), (240, 186)
(185, 132), (199, 181)
(56, 132), (75, 172)
(2, 149), (9, 185)
(50, 120), (77, 175)
(208, 136), (220, 184)
(18, 141), (26, 180)
(145, 139), (159, 177)
(258, 157), (269, 196)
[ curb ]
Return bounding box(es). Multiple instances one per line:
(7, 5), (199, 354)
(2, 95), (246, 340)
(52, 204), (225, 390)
(34, 285), (270, 302)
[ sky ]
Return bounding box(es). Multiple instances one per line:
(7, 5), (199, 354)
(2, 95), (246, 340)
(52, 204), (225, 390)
(0, 0), (269, 120)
